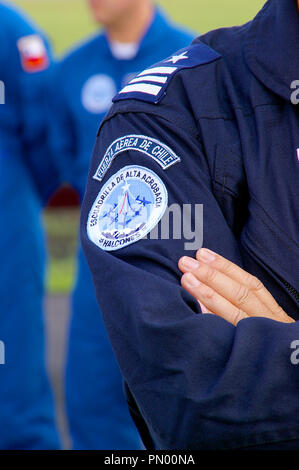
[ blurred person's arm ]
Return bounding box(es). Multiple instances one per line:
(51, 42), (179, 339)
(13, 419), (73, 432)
(46, 61), (78, 193)
(7, 5), (61, 202)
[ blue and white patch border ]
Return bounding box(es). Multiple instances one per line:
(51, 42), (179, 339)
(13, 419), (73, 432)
(87, 165), (168, 252)
(93, 134), (180, 182)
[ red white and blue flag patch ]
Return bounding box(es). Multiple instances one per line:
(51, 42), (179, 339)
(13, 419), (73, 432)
(17, 34), (49, 73)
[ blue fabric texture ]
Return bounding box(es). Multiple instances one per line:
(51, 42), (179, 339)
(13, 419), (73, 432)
(0, 2), (60, 449)
(81, 0), (299, 450)
(48, 8), (194, 449)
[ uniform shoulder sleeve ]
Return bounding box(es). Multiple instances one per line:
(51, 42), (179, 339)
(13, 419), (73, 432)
(0, 4), (58, 202)
(1, 3), (51, 75)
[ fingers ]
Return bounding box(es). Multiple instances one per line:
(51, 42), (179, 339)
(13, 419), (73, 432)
(178, 248), (294, 324)
(180, 248), (283, 314)
(181, 272), (249, 325)
(195, 248), (283, 315)
(198, 302), (211, 314)
(179, 255), (275, 319)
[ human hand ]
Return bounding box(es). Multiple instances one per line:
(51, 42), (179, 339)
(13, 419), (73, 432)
(178, 248), (295, 326)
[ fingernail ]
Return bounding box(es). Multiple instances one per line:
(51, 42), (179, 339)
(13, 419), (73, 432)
(198, 302), (210, 314)
(180, 257), (200, 271)
(198, 248), (216, 263)
(184, 273), (201, 287)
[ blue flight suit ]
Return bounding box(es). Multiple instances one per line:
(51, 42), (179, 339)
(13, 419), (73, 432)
(0, 3), (60, 450)
(81, 0), (299, 450)
(48, 8), (194, 449)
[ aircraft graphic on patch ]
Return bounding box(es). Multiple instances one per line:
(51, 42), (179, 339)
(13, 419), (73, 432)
(88, 165), (168, 252)
(100, 181), (153, 237)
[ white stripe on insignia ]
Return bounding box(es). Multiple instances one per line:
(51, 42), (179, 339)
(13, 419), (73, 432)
(119, 83), (162, 96)
(138, 66), (177, 76)
(130, 75), (168, 84)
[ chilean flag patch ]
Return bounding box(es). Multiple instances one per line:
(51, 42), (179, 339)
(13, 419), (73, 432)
(17, 34), (49, 73)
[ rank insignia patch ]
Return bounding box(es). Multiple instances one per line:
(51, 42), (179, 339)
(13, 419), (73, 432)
(113, 42), (221, 104)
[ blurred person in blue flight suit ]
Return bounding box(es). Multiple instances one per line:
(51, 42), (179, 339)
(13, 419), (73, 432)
(48, 0), (195, 450)
(0, 2), (60, 450)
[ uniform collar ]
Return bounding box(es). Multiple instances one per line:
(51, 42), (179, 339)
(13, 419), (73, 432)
(137, 8), (170, 55)
(245, 0), (299, 101)
(103, 8), (170, 61)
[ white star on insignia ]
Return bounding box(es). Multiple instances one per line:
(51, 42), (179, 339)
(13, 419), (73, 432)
(165, 51), (189, 64)
(122, 182), (131, 192)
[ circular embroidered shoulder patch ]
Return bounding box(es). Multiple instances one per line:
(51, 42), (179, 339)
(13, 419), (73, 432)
(87, 165), (168, 251)
(81, 74), (116, 114)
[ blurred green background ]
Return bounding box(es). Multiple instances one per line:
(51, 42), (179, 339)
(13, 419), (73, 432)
(12, 0), (265, 293)
(14, 0), (265, 55)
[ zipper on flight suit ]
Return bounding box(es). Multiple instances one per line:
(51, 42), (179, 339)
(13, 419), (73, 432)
(282, 280), (299, 304)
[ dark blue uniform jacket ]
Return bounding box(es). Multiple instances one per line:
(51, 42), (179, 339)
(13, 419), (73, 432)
(81, 0), (299, 450)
